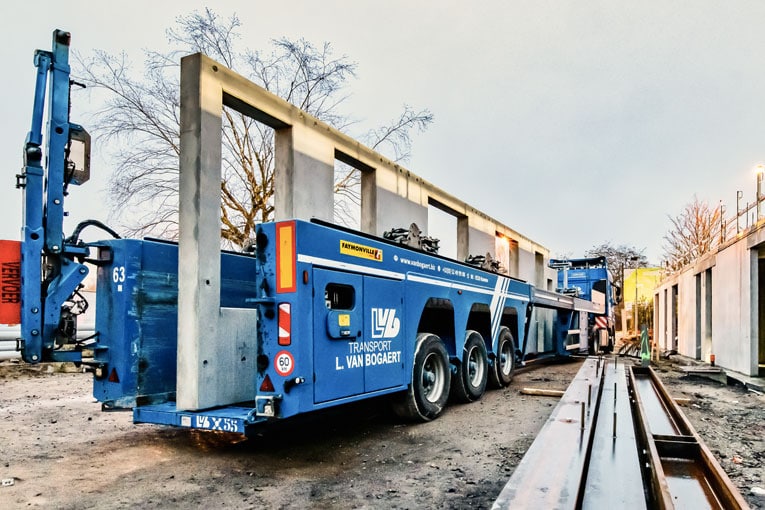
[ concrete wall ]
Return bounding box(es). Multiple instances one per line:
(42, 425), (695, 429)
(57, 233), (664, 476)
(654, 226), (764, 376)
(715, 242), (753, 373)
(374, 187), (428, 236)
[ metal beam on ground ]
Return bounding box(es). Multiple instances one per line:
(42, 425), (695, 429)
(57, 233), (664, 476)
(493, 357), (604, 507)
(493, 359), (750, 509)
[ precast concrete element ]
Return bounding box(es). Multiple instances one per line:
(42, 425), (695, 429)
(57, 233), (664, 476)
(176, 53), (554, 409)
(654, 223), (765, 376)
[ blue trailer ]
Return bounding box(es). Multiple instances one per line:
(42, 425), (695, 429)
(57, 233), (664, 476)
(1, 30), (605, 434)
(84, 219), (601, 431)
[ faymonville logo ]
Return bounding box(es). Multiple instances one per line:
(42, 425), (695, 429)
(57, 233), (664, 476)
(371, 308), (400, 338)
(340, 240), (382, 262)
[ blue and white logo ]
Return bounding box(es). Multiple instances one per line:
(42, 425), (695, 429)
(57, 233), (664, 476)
(371, 308), (401, 338)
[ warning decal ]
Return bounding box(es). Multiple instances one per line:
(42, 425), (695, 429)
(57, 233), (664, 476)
(0, 241), (21, 325)
(274, 350), (295, 377)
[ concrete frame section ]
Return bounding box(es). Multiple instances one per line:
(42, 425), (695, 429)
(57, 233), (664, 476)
(654, 224), (765, 376)
(176, 53), (555, 408)
(183, 54), (550, 270)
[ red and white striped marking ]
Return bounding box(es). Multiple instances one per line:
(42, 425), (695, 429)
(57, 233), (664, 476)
(594, 316), (608, 329)
(278, 303), (291, 345)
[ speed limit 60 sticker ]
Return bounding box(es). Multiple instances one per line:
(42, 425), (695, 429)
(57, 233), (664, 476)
(274, 350), (295, 377)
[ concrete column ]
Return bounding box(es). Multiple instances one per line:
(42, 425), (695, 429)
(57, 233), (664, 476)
(177, 54), (223, 410)
(274, 123), (335, 222)
(360, 168), (377, 234)
(177, 55), (258, 410)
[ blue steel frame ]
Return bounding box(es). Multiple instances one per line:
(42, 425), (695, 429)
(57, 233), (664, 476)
(20, 30), (88, 363)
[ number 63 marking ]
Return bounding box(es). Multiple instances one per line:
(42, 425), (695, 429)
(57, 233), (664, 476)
(112, 266), (126, 283)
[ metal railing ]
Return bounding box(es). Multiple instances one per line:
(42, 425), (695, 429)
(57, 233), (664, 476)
(662, 189), (765, 278)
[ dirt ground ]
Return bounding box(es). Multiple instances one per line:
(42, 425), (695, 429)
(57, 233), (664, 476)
(1, 356), (763, 509)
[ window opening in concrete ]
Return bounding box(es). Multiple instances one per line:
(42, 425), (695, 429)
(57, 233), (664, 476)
(220, 105), (276, 251)
(494, 233), (519, 276)
(495, 233), (510, 275)
(427, 202), (458, 260)
(333, 160), (362, 229)
(508, 239), (519, 277)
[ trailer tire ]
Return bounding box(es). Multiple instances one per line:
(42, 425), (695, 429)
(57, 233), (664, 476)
(605, 327), (615, 353)
(392, 333), (451, 422)
(488, 327), (516, 388)
(450, 331), (488, 403)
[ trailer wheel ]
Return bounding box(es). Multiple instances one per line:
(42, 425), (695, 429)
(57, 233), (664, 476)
(488, 327), (516, 388)
(450, 331), (488, 403)
(605, 327), (615, 353)
(392, 333), (451, 422)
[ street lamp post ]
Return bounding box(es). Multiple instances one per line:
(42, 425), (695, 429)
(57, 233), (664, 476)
(757, 164), (764, 221)
(634, 271), (639, 332)
(628, 256), (640, 333)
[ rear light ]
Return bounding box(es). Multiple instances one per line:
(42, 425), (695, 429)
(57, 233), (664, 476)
(260, 374), (275, 392)
(275, 221), (296, 293)
(278, 303), (291, 346)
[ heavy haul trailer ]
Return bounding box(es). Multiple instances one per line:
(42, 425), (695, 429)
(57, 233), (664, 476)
(3, 30), (604, 434)
(91, 219), (603, 431)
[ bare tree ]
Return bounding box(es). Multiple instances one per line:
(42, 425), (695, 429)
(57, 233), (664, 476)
(584, 242), (647, 332)
(662, 195), (722, 271)
(584, 242), (647, 291)
(333, 105), (433, 228)
(76, 9), (432, 247)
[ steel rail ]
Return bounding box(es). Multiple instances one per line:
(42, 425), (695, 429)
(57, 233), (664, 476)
(628, 366), (749, 510)
(493, 358), (749, 509)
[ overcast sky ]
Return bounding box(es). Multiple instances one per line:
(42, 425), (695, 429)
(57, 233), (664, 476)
(3, 1), (765, 263)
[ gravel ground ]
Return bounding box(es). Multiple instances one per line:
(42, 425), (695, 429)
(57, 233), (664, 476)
(0, 356), (762, 509)
(653, 357), (765, 509)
